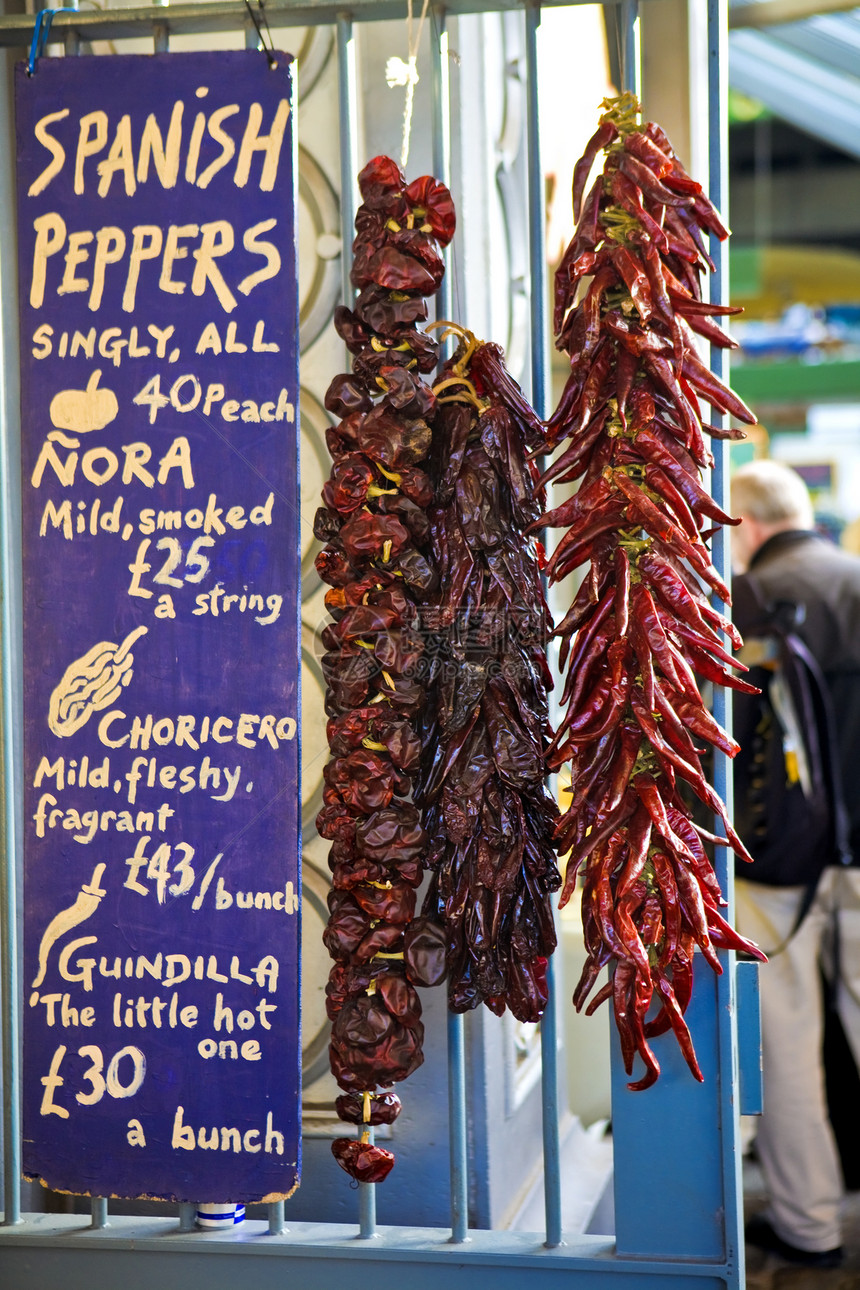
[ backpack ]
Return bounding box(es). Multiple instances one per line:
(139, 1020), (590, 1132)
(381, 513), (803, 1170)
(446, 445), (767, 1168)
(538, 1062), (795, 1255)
(733, 577), (851, 894)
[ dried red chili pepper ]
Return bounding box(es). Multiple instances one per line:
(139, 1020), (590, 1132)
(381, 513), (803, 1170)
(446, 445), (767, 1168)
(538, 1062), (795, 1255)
(354, 284), (429, 336)
(402, 175), (457, 244)
(335, 1090), (402, 1126)
(321, 453), (376, 515)
(353, 244), (441, 294)
(573, 118), (619, 220)
(331, 1138), (396, 1185)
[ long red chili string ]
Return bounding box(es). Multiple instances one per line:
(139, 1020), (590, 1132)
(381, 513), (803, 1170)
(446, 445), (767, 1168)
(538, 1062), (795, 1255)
(536, 93), (766, 1090)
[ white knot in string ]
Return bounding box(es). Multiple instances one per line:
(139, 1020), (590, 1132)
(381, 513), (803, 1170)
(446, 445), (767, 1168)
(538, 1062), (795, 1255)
(386, 55), (420, 169)
(385, 55), (419, 90)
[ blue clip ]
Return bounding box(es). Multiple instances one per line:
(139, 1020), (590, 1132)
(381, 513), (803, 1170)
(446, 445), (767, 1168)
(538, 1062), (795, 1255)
(27, 8), (78, 76)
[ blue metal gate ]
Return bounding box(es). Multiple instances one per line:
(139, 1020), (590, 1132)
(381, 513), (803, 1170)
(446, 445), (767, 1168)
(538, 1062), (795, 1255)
(0, 2), (761, 1286)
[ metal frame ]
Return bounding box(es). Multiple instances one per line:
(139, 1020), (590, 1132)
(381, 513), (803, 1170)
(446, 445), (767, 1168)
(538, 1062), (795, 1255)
(0, 0), (623, 46)
(0, 2), (756, 1286)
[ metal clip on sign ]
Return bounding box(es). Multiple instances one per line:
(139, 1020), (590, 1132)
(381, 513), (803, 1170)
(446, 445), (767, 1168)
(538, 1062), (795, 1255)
(27, 8), (78, 75)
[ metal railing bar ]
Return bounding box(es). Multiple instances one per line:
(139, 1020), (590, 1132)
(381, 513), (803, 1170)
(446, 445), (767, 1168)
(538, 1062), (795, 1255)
(65, 8), (81, 60)
(0, 42), (22, 1225)
(523, 3), (562, 1249)
(178, 1203), (196, 1231)
(446, 1012), (469, 1243)
(0, 1213), (749, 1276)
(0, 0), (647, 48)
(618, 0), (640, 97)
(267, 1200), (285, 1235)
(357, 1123), (377, 1238)
(524, 2), (548, 421)
(430, 7), (451, 232)
(430, 7), (454, 363)
(428, 9), (470, 1245)
(706, 0), (731, 932)
(245, 15), (260, 48)
(538, 964), (562, 1247)
(0, 615), (20, 1229)
(707, 1), (744, 1285)
(0, 485), (21, 1232)
(429, 11), (469, 1246)
(707, 0), (730, 561)
(335, 16), (376, 1238)
(336, 12), (357, 309)
(91, 1197), (109, 1229)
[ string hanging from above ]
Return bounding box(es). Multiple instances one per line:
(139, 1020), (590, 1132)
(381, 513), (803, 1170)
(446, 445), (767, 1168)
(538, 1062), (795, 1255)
(385, 0), (431, 171)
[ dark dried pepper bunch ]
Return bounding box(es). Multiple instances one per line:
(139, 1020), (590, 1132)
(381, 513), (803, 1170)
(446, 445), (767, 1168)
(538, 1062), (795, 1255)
(316, 155), (454, 1184)
(535, 94), (766, 1090)
(415, 325), (561, 1024)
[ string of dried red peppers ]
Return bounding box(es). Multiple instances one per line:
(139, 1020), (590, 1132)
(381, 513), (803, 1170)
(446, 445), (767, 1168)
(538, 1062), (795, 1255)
(415, 328), (561, 1022)
(315, 156), (455, 1182)
(536, 93), (766, 1089)
(318, 96), (761, 1180)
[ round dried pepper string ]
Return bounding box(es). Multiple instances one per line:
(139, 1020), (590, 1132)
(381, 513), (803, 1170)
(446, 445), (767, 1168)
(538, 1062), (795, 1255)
(316, 156), (454, 1184)
(535, 94), (766, 1090)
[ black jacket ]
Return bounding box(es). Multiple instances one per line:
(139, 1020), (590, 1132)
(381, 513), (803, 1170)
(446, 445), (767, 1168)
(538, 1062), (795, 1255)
(733, 529), (860, 864)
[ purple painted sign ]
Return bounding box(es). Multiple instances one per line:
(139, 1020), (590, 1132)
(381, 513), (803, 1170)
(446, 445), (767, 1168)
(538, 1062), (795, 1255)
(16, 51), (301, 1203)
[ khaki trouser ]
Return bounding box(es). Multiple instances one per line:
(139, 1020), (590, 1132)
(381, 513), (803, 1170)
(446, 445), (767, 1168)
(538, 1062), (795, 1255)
(736, 868), (860, 1253)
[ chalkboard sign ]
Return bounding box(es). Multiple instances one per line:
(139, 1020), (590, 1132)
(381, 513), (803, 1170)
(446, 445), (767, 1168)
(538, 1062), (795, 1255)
(16, 51), (301, 1204)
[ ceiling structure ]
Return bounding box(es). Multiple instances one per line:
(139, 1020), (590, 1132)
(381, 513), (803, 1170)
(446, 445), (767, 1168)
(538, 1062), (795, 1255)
(729, 0), (860, 158)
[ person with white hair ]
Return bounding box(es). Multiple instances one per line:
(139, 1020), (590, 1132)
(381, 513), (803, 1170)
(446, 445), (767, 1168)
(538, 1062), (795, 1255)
(731, 458), (860, 1270)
